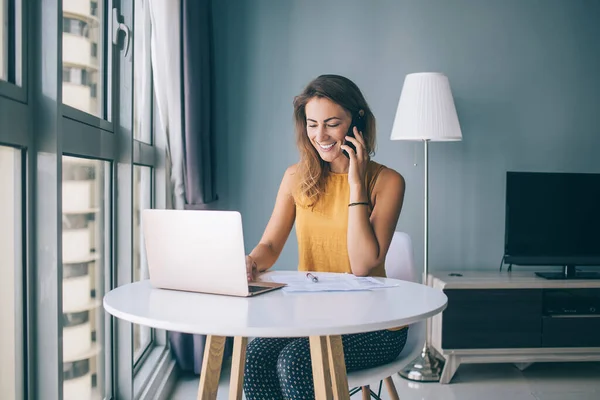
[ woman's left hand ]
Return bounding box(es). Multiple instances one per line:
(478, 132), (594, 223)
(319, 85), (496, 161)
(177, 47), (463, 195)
(341, 127), (369, 188)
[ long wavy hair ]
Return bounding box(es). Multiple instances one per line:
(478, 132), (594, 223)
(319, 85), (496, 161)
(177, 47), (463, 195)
(293, 74), (376, 207)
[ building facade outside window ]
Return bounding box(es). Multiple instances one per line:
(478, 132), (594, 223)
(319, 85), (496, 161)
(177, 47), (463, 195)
(62, 0), (102, 116)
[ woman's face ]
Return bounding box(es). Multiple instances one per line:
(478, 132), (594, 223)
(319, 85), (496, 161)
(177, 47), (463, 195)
(305, 97), (352, 163)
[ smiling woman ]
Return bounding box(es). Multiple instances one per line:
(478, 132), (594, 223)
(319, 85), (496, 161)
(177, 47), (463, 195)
(293, 75), (377, 207)
(242, 74), (407, 400)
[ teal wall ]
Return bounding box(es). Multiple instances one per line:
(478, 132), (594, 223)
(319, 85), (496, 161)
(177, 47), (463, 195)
(211, 0), (600, 273)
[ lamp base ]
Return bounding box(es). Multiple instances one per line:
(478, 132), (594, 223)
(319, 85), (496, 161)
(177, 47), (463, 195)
(398, 346), (445, 382)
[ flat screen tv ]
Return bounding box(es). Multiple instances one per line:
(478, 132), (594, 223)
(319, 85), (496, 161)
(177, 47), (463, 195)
(504, 171), (600, 279)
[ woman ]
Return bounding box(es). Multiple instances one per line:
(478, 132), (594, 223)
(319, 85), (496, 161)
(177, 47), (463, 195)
(243, 74), (408, 400)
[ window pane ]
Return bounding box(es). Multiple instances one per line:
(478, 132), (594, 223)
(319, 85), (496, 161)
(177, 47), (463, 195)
(133, 165), (152, 361)
(0, 0), (21, 85)
(62, 0), (104, 117)
(62, 157), (107, 400)
(0, 0), (8, 80)
(133, 0), (152, 143)
(0, 146), (23, 400)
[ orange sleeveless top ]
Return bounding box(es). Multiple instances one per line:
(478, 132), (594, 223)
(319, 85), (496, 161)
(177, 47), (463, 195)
(293, 161), (387, 277)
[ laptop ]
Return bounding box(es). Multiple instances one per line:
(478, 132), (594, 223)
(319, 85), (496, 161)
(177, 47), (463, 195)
(141, 209), (286, 297)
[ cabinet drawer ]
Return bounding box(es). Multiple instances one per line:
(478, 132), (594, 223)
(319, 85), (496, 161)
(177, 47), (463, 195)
(441, 289), (543, 349)
(542, 316), (600, 347)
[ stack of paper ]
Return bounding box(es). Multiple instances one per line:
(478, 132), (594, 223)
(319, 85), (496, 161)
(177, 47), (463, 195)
(266, 273), (399, 293)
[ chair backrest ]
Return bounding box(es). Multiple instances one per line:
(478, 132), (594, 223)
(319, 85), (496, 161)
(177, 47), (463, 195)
(385, 231), (417, 283)
(384, 232), (423, 357)
(345, 232), (423, 387)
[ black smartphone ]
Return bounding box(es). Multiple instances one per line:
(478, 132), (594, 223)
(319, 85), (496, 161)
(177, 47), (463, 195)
(342, 113), (365, 158)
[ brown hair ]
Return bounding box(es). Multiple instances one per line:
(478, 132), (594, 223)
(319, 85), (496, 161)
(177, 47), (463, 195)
(293, 74), (376, 207)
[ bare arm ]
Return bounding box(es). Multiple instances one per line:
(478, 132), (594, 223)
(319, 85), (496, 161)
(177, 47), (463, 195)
(347, 168), (405, 276)
(247, 165), (297, 276)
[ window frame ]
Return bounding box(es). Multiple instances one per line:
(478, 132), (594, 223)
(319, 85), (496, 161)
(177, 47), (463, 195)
(0, 0), (170, 399)
(131, 0), (161, 376)
(0, 0), (27, 102)
(61, 0), (113, 130)
(132, 163), (155, 368)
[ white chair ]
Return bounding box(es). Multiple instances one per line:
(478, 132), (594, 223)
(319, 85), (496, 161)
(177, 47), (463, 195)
(347, 231), (424, 399)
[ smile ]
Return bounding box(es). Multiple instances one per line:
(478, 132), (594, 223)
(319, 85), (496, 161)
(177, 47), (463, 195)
(318, 142), (336, 151)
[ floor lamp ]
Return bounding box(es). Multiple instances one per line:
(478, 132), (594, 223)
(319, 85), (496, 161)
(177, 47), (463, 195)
(390, 72), (463, 381)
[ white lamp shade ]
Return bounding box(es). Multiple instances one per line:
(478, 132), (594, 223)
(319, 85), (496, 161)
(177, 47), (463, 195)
(390, 72), (462, 141)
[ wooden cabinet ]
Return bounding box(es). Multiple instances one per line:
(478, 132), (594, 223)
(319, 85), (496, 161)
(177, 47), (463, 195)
(442, 289), (543, 349)
(429, 272), (600, 384)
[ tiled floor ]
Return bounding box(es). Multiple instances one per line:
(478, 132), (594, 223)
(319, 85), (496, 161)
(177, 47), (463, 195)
(170, 361), (600, 399)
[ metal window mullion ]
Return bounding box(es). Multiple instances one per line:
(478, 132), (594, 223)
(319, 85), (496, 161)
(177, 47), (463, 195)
(0, 79), (25, 100)
(104, 160), (114, 398)
(149, 166), (155, 348)
(62, 106), (115, 132)
(62, 119), (118, 161)
(132, 139), (155, 167)
(0, 95), (28, 147)
(113, 0), (135, 397)
(151, 74), (168, 347)
(28, 0), (63, 399)
(105, 0), (114, 124)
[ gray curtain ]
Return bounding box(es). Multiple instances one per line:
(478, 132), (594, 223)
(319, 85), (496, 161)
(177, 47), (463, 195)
(169, 0), (229, 375)
(181, 0), (218, 209)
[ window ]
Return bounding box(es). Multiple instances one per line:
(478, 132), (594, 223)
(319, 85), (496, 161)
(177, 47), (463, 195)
(0, 0), (23, 88)
(1, 0), (168, 398)
(62, 157), (108, 400)
(90, 1), (98, 17)
(133, 165), (153, 362)
(62, 0), (104, 117)
(0, 145), (23, 400)
(63, 17), (90, 38)
(132, 0), (155, 361)
(133, 0), (152, 143)
(63, 66), (89, 86)
(0, 0), (7, 80)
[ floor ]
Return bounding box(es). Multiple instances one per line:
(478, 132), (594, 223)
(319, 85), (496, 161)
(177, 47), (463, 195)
(170, 361), (600, 399)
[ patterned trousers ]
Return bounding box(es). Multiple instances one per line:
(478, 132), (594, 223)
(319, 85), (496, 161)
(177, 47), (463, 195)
(243, 327), (408, 400)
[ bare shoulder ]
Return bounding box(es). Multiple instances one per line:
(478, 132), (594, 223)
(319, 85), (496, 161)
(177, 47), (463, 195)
(284, 163), (299, 176)
(281, 163), (300, 194)
(370, 166), (405, 208)
(376, 166), (405, 192)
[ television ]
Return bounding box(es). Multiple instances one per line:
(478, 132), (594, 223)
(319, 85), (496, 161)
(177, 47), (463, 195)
(504, 171), (600, 279)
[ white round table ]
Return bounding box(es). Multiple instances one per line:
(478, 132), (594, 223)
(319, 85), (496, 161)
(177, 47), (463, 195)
(103, 271), (447, 400)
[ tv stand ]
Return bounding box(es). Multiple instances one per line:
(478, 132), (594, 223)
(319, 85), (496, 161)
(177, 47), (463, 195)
(536, 265), (600, 280)
(429, 271), (600, 384)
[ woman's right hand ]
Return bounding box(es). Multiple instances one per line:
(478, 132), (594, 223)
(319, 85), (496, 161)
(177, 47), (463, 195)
(246, 255), (258, 282)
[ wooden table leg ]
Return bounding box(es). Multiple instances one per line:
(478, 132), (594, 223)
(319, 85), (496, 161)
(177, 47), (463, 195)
(361, 385), (370, 400)
(197, 335), (226, 400)
(229, 336), (248, 400)
(327, 335), (350, 400)
(384, 377), (400, 400)
(310, 336), (333, 399)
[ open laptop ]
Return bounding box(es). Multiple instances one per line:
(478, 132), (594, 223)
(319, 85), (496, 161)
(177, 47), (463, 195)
(141, 209), (285, 297)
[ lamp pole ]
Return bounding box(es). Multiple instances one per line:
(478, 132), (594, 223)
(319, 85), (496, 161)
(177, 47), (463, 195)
(399, 139), (446, 382)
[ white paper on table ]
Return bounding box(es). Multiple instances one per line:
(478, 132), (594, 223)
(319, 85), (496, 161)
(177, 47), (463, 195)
(264, 273), (399, 292)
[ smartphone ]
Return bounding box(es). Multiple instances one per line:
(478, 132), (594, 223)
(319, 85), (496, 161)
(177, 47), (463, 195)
(342, 113), (365, 159)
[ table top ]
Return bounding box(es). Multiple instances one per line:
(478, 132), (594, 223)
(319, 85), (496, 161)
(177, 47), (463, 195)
(103, 271), (447, 337)
(430, 271), (600, 289)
